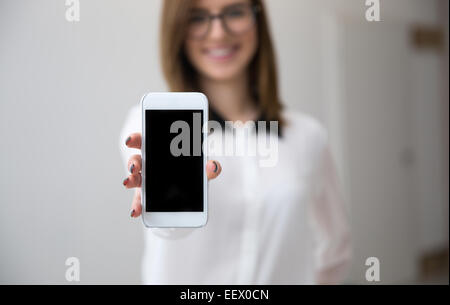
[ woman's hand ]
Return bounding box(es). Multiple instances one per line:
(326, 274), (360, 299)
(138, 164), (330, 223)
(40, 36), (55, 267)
(123, 132), (222, 218)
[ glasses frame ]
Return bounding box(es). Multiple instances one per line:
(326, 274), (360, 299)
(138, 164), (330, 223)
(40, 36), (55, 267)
(187, 4), (261, 40)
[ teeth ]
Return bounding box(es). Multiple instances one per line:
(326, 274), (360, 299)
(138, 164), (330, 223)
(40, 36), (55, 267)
(208, 48), (234, 57)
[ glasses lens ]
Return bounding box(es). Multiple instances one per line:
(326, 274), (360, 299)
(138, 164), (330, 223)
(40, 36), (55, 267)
(187, 12), (210, 39)
(223, 4), (255, 35)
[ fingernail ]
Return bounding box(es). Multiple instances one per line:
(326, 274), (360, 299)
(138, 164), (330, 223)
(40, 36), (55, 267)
(130, 209), (135, 217)
(130, 163), (135, 174)
(125, 136), (131, 145)
(213, 161), (218, 173)
(123, 178), (129, 186)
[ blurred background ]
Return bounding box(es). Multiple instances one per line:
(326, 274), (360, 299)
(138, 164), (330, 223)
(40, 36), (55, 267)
(0, 0), (448, 284)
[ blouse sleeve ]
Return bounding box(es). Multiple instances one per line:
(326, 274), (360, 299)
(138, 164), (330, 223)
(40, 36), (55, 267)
(310, 137), (352, 284)
(119, 104), (194, 240)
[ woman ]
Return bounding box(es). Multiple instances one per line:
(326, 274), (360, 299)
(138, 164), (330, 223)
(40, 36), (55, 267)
(120, 0), (351, 284)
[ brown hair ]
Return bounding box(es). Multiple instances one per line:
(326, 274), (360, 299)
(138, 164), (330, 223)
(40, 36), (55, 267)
(160, 0), (284, 127)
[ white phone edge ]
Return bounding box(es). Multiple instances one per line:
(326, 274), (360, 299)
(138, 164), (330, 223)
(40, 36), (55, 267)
(140, 92), (209, 228)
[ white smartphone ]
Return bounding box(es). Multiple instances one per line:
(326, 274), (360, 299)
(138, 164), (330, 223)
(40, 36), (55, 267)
(140, 92), (208, 228)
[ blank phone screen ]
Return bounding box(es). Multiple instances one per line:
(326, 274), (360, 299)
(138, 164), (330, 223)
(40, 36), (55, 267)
(145, 110), (204, 212)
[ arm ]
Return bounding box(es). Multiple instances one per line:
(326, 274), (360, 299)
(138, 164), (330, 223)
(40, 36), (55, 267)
(310, 143), (352, 284)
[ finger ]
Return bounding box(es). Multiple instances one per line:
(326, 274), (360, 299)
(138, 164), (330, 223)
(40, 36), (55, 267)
(206, 160), (221, 180)
(127, 154), (142, 174)
(123, 173), (142, 188)
(125, 133), (142, 149)
(130, 188), (142, 218)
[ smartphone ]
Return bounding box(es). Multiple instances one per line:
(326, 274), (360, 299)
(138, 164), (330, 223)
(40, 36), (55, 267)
(141, 92), (208, 228)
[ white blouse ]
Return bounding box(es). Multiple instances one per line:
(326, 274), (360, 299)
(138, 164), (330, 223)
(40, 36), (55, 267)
(120, 104), (352, 284)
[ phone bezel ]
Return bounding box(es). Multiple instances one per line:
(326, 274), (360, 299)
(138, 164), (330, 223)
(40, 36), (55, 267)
(141, 92), (208, 228)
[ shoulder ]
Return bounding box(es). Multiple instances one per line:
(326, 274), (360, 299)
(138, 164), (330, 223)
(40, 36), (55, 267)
(127, 104), (141, 122)
(281, 109), (332, 177)
(123, 103), (141, 129)
(282, 109), (329, 150)
(119, 104), (141, 144)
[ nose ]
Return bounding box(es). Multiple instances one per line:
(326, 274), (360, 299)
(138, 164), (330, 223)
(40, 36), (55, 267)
(208, 17), (227, 40)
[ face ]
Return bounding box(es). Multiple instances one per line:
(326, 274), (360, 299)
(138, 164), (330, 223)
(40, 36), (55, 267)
(184, 0), (259, 82)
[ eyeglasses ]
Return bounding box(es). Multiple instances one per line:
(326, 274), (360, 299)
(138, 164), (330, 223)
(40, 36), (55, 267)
(187, 3), (260, 40)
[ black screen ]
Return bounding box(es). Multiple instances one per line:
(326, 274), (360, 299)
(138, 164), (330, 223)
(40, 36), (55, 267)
(145, 110), (204, 212)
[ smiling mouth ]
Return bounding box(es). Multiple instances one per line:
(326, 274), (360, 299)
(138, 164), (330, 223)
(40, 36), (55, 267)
(203, 45), (240, 61)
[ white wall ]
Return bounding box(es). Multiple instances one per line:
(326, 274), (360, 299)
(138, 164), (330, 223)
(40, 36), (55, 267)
(0, 0), (447, 284)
